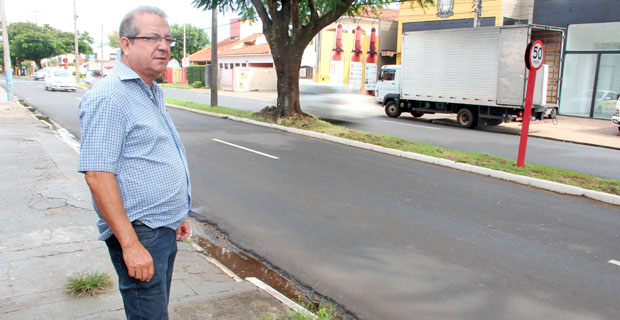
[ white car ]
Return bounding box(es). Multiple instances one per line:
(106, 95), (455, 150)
(32, 68), (47, 80)
(45, 69), (77, 92)
(612, 98), (620, 133)
(299, 81), (376, 121)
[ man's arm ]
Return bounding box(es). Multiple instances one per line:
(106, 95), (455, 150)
(84, 171), (154, 282)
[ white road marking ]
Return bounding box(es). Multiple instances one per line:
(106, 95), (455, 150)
(609, 260), (620, 267)
(381, 120), (440, 130)
(212, 139), (279, 159)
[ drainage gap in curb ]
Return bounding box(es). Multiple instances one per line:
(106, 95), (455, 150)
(189, 213), (357, 319)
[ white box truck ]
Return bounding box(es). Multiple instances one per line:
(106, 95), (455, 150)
(375, 25), (564, 128)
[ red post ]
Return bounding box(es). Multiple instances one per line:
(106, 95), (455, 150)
(182, 67), (187, 86)
(517, 40), (545, 167)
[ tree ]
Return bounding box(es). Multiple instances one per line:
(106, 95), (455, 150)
(1, 22), (93, 68)
(193, 0), (434, 118)
(169, 23), (210, 62)
(108, 30), (120, 48)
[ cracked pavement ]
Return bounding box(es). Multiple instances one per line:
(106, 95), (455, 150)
(0, 100), (290, 319)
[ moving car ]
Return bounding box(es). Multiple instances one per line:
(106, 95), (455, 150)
(44, 69), (77, 92)
(32, 68), (47, 80)
(299, 80), (376, 121)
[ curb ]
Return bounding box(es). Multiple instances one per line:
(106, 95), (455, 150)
(166, 103), (620, 207)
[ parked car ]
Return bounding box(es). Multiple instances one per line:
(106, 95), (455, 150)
(299, 80), (376, 121)
(32, 68), (47, 80)
(594, 90), (619, 115)
(612, 98), (620, 133)
(44, 69), (77, 92)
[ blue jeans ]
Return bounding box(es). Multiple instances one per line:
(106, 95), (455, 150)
(105, 224), (178, 320)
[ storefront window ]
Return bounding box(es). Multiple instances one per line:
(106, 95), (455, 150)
(560, 54), (597, 117)
(593, 54), (620, 119)
(567, 22), (620, 51)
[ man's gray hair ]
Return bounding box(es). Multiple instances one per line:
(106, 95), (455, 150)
(118, 6), (168, 54)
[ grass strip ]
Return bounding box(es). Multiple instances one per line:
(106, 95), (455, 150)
(166, 97), (620, 196)
(161, 83), (194, 90)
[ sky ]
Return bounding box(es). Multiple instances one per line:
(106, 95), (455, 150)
(4, 0), (247, 47)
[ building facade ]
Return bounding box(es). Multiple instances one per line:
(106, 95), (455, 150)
(396, 0), (534, 63)
(533, 0), (620, 119)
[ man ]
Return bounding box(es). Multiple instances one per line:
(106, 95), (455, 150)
(78, 6), (191, 319)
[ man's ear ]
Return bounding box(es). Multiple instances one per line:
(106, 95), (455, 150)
(120, 37), (131, 56)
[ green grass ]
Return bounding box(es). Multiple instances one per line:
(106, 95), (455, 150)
(161, 83), (194, 89)
(262, 301), (338, 320)
(165, 97), (620, 196)
(65, 271), (113, 297)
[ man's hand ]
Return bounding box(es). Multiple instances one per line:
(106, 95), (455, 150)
(122, 242), (154, 282)
(176, 220), (190, 241)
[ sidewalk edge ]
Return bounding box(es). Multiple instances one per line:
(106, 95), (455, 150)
(246, 277), (317, 319)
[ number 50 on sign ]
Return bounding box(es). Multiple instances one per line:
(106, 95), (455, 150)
(525, 40), (545, 71)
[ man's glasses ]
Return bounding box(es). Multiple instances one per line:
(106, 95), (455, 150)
(126, 35), (176, 47)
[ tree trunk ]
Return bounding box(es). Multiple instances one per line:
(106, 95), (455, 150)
(271, 43), (307, 119)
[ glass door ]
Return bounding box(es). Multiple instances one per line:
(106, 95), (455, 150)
(559, 54), (597, 117)
(593, 54), (620, 119)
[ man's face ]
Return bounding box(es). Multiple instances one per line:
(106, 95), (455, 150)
(120, 13), (171, 83)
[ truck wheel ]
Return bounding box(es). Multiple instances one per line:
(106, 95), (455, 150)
(457, 108), (478, 128)
(411, 111), (424, 118)
(549, 108), (557, 119)
(385, 101), (401, 118)
(535, 112), (544, 120)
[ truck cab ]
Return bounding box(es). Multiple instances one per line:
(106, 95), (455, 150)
(375, 65), (401, 104)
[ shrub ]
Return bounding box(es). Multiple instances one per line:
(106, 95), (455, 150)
(192, 80), (204, 88)
(155, 75), (166, 83)
(65, 271), (112, 297)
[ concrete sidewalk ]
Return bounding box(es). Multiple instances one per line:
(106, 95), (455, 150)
(0, 100), (291, 319)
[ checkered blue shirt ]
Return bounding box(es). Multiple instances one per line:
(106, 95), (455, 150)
(78, 61), (191, 241)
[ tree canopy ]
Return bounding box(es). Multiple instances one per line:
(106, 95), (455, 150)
(1, 22), (93, 68)
(192, 0), (434, 118)
(108, 30), (121, 48)
(169, 23), (210, 62)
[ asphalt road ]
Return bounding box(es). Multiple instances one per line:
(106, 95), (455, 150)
(164, 86), (620, 180)
(9, 77), (620, 319)
(174, 108), (620, 320)
(12, 78), (620, 179)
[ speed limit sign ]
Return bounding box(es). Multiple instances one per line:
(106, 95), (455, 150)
(525, 40), (545, 71)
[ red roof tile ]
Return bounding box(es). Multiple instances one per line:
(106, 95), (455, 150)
(188, 33), (270, 62)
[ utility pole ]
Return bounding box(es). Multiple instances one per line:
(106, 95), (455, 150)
(473, 0), (482, 28)
(74, 0), (79, 83)
(183, 23), (186, 58)
(27, 10), (43, 25)
(210, 6), (218, 107)
(1, 0), (13, 101)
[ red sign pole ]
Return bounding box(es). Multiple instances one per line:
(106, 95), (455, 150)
(517, 40), (545, 167)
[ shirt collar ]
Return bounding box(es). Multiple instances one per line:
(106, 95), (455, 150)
(114, 60), (142, 82)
